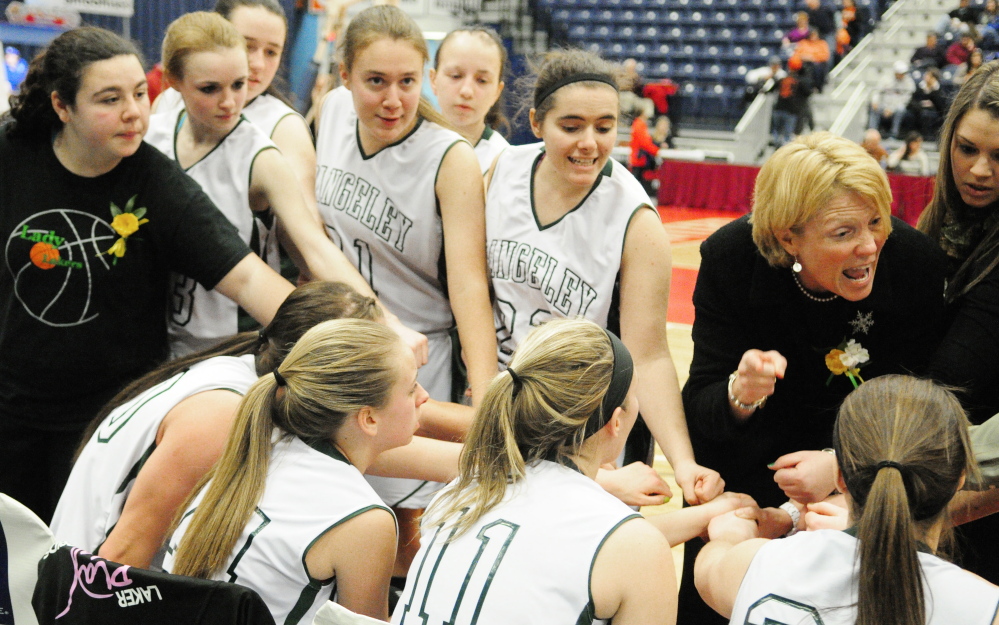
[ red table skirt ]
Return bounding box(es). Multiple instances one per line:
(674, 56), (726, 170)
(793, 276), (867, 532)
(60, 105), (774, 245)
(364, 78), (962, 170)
(658, 159), (935, 226)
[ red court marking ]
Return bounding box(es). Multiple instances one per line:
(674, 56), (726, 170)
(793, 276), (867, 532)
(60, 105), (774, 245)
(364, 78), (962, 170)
(658, 207), (744, 223)
(668, 267), (698, 325)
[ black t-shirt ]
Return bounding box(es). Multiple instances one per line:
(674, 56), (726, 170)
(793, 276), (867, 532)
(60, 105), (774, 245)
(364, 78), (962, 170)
(0, 133), (251, 430)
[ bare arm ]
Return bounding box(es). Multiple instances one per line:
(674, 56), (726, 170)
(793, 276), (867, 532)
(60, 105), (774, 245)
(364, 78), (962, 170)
(950, 487), (999, 526)
(97, 390), (241, 568)
(437, 142), (499, 404)
(694, 511), (768, 618)
(591, 518), (676, 625)
(619, 207), (723, 504)
(270, 114), (319, 220)
(365, 435), (462, 483)
(415, 399), (474, 442)
(214, 254), (294, 326)
(307, 507), (397, 620)
(644, 492), (757, 547)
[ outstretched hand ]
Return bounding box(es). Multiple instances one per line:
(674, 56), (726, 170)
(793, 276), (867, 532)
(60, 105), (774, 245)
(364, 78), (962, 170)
(804, 500), (849, 531)
(596, 462), (673, 507)
(770, 450), (838, 503)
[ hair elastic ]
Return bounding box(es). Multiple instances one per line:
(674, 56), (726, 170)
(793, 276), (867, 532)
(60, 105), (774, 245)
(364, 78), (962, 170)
(507, 367), (523, 396)
(534, 72), (618, 108)
(584, 329), (634, 439)
(273, 370), (287, 387)
(876, 460), (905, 473)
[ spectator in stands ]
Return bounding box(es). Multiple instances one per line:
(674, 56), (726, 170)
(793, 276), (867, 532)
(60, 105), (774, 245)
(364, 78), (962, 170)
(629, 103), (661, 196)
(771, 55), (812, 147)
(887, 130), (930, 175)
(947, 0), (984, 36)
(860, 128), (889, 168)
(906, 67), (946, 139)
(868, 60), (916, 139)
(840, 0), (870, 55)
(744, 56), (785, 104)
(795, 28), (831, 89)
(911, 31), (947, 69)
(652, 115), (674, 149)
(619, 57), (653, 123)
(784, 12), (811, 46)
(804, 0), (837, 67)
(980, 0), (999, 51)
(955, 47), (985, 85)
(946, 33), (977, 68)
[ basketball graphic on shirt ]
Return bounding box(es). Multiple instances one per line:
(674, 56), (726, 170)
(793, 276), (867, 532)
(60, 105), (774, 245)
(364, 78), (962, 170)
(5, 209), (117, 327)
(29, 242), (60, 269)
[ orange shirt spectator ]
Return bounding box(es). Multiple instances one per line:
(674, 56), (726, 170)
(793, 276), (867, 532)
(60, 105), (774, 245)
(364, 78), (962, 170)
(795, 29), (831, 63)
(630, 113), (660, 169)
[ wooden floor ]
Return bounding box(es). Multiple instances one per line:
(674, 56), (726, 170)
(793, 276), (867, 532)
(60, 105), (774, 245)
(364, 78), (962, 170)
(642, 208), (742, 581)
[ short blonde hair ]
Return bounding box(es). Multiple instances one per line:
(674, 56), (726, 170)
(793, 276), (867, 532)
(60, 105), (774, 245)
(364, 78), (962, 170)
(751, 132), (893, 267)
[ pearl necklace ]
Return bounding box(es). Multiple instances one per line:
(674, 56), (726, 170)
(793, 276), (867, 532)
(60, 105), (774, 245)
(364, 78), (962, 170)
(792, 271), (838, 302)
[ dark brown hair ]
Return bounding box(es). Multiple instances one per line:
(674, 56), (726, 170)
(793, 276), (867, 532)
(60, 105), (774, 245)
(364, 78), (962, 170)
(8, 27), (142, 139)
(918, 59), (999, 301)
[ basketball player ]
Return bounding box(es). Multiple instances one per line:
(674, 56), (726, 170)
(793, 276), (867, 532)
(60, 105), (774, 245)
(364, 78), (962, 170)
(0, 27), (292, 522)
(429, 27), (509, 174)
(392, 319), (676, 625)
(148, 12), (420, 358)
(484, 48), (720, 506)
(696, 376), (999, 625)
(50, 282), (376, 568)
(153, 0), (321, 223)
(166, 319), (427, 622)
(314, 5), (498, 575)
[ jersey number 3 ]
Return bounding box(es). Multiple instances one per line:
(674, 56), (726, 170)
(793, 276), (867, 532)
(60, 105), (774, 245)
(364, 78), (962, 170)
(398, 517), (519, 625)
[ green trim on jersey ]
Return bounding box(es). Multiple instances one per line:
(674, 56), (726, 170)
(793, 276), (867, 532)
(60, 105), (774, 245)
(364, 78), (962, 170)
(266, 112), (297, 139)
(529, 150), (614, 231)
(226, 507), (271, 583)
(393, 480), (432, 507)
(477, 126), (495, 145)
(175, 113), (249, 172)
(286, 504), (395, 625)
(434, 139), (469, 191)
(585, 513), (642, 620)
(306, 439), (350, 465)
(165, 508), (197, 556)
(113, 441), (157, 495)
(356, 117), (425, 161)
(247, 145), (280, 198)
(621, 204), (658, 252)
(98, 372), (187, 443)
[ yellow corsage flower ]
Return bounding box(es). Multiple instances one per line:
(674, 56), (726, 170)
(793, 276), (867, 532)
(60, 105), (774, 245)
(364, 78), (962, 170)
(100, 195), (148, 264)
(825, 350), (848, 375)
(825, 338), (869, 389)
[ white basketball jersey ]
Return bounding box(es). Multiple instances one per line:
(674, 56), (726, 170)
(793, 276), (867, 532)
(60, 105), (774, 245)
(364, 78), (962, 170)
(486, 142), (654, 364)
(474, 126), (508, 174)
(315, 87), (465, 338)
(730, 529), (999, 625)
(146, 110), (278, 357)
(50, 354), (258, 555)
(156, 89), (303, 139)
(164, 435), (392, 625)
(392, 460), (640, 625)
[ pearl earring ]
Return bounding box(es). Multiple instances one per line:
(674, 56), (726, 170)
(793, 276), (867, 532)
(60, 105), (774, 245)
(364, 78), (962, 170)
(792, 258), (802, 273)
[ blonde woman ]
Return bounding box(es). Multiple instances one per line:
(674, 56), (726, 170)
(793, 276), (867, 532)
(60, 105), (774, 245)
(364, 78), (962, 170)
(164, 319), (428, 622)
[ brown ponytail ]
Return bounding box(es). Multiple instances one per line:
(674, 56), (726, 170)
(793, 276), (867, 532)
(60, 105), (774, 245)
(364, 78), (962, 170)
(833, 375), (977, 625)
